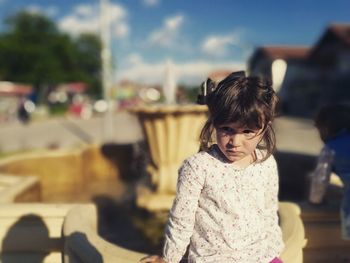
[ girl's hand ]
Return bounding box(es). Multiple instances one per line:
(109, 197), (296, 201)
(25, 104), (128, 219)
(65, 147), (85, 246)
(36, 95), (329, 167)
(139, 255), (167, 263)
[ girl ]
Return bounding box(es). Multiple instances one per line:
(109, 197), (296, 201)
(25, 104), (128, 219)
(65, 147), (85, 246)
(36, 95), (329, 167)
(309, 103), (350, 240)
(140, 71), (284, 263)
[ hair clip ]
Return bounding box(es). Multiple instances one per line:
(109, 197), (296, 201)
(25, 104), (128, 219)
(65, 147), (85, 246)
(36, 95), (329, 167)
(197, 78), (216, 105)
(197, 71), (246, 105)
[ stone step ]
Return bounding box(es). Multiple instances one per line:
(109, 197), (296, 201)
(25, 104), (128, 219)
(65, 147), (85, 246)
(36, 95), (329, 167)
(0, 251), (62, 263)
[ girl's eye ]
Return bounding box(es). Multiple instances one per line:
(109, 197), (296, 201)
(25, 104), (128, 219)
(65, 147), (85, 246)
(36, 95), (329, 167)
(243, 129), (257, 137)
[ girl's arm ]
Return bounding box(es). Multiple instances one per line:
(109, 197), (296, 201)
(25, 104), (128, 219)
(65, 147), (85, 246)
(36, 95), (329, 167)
(162, 159), (205, 263)
(264, 157), (284, 256)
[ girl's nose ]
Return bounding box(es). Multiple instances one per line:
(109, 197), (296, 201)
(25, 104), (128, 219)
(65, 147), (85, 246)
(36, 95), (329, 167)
(229, 134), (241, 146)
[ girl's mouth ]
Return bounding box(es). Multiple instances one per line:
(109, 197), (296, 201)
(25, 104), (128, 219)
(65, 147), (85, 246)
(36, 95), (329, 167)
(226, 150), (241, 155)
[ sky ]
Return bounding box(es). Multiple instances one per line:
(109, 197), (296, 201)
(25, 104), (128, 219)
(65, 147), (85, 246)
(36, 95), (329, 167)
(0, 0), (350, 86)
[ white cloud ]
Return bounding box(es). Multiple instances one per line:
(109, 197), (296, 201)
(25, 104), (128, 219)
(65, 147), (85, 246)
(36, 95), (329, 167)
(126, 53), (143, 66)
(117, 54), (245, 85)
(24, 5), (59, 17)
(58, 3), (129, 38)
(114, 23), (129, 38)
(75, 5), (94, 16)
(148, 14), (184, 47)
(201, 34), (238, 57)
(165, 15), (183, 30)
(143, 0), (160, 7)
(59, 15), (98, 35)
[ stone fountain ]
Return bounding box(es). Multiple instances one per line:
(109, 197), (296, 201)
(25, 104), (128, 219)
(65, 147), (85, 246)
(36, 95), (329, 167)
(131, 60), (208, 210)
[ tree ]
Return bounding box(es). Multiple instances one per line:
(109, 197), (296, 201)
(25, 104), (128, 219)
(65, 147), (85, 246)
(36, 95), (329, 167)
(0, 11), (102, 102)
(73, 34), (102, 98)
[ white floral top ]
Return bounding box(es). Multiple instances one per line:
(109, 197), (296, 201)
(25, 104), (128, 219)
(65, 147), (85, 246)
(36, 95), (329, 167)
(163, 145), (284, 263)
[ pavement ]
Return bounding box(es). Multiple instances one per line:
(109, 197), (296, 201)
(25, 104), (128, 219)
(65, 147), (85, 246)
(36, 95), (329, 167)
(274, 116), (322, 156)
(0, 111), (144, 153)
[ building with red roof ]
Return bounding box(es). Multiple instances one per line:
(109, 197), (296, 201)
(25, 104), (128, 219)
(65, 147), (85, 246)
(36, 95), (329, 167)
(248, 23), (350, 116)
(249, 46), (310, 80)
(0, 82), (33, 123)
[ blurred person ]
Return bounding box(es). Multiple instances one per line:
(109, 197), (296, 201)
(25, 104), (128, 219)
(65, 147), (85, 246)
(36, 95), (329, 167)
(140, 71), (284, 263)
(309, 103), (350, 240)
(17, 98), (30, 124)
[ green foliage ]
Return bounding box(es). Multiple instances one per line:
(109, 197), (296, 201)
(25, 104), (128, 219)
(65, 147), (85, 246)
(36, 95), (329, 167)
(177, 84), (200, 104)
(49, 102), (69, 116)
(73, 34), (102, 98)
(0, 11), (102, 101)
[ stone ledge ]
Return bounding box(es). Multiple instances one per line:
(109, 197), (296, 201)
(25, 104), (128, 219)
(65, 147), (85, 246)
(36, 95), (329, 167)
(279, 202), (307, 263)
(0, 203), (78, 263)
(63, 204), (147, 263)
(0, 174), (40, 203)
(299, 200), (350, 261)
(0, 251), (62, 263)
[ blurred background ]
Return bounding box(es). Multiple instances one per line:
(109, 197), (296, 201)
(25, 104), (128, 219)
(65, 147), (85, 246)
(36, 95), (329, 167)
(0, 0), (349, 130)
(0, 1), (350, 261)
(0, 0), (349, 152)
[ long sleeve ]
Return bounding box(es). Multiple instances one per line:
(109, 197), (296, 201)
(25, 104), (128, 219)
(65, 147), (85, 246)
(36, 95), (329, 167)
(264, 157), (284, 255)
(162, 159), (205, 263)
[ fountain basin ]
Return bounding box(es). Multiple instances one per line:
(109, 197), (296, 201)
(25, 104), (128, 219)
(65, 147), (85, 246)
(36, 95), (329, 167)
(0, 145), (122, 202)
(0, 144), (144, 263)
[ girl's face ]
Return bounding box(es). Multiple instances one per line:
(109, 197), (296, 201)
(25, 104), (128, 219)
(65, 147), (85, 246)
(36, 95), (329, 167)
(215, 122), (264, 165)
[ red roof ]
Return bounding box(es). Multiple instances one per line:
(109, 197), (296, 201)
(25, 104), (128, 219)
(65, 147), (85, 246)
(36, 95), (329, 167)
(308, 23), (350, 61)
(259, 46), (310, 60)
(0, 82), (32, 96)
(58, 82), (88, 93)
(208, 69), (234, 81)
(326, 24), (350, 46)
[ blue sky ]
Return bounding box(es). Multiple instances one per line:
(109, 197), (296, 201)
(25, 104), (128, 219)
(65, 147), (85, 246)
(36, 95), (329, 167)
(0, 0), (350, 85)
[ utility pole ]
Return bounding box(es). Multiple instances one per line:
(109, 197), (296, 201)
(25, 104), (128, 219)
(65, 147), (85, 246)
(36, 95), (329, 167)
(100, 0), (114, 141)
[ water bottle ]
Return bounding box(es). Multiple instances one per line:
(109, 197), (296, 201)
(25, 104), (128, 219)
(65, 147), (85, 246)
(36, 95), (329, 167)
(309, 148), (335, 204)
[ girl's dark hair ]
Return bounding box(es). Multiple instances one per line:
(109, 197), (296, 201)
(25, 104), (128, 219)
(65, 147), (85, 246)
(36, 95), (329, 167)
(315, 103), (350, 142)
(199, 71), (279, 161)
